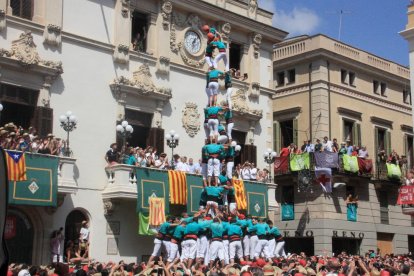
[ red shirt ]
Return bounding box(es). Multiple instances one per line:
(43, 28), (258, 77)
(280, 147), (290, 157)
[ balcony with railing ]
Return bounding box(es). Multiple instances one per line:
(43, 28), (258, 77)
(102, 165), (278, 216)
(273, 152), (403, 184)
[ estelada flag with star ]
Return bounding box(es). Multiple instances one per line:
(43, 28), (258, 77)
(315, 167), (332, 193)
(5, 150), (27, 181)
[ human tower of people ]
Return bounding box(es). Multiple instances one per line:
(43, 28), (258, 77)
(147, 25), (286, 269)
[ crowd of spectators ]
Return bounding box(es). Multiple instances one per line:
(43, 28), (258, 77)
(7, 251), (414, 276)
(105, 144), (269, 182)
(0, 122), (65, 155)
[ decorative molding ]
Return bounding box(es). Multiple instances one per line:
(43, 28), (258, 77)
(228, 88), (262, 121)
(250, 82), (260, 98)
(273, 106), (301, 120)
(252, 33), (262, 58)
(110, 63), (172, 101)
(170, 23), (179, 53)
(161, 0), (173, 27)
(216, 0), (226, 8)
(370, 116), (393, 129)
(178, 41), (206, 68)
(0, 31), (63, 75)
(121, 0), (131, 18)
(156, 56), (170, 75)
(113, 44), (130, 64)
(401, 124), (413, 134)
(43, 24), (62, 46)
(220, 22), (231, 42)
(337, 107), (362, 120)
(103, 199), (117, 216)
(0, 9), (6, 31)
(182, 102), (200, 137)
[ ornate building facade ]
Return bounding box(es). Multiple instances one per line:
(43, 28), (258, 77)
(0, 0), (285, 263)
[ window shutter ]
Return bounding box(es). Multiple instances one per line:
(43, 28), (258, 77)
(273, 121), (280, 152)
(404, 135), (408, 158)
(356, 123), (361, 146)
(374, 127), (379, 157)
(146, 128), (164, 154)
(352, 122), (361, 146)
(31, 106), (53, 137)
(342, 120), (346, 142)
(293, 118), (298, 146)
(385, 131), (391, 156)
(244, 144), (257, 165)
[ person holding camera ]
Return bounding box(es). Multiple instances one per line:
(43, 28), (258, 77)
(50, 227), (64, 263)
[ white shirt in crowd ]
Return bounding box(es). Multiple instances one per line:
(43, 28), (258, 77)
(250, 167), (257, 180)
(176, 161), (189, 172)
(188, 162), (199, 174)
(80, 227), (90, 241)
(358, 149), (369, 158)
(241, 168), (251, 180)
(323, 140), (333, 152)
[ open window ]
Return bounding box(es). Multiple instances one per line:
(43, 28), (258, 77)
(229, 43), (242, 71)
(10, 0), (33, 20)
(131, 11), (148, 52)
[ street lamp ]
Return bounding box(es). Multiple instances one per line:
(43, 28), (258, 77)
(166, 130), (179, 169)
(59, 111), (77, 157)
(263, 148), (277, 183)
(0, 103), (4, 123)
(116, 120), (133, 163)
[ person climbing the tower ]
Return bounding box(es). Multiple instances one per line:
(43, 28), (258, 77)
(206, 68), (224, 107)
(211, 40), (229, 72)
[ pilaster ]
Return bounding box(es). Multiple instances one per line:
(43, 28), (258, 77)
(146, 12), (158, 56)
(113, 0), (132, 64)
(43, 0), (63, 47)
(0, 0), (6, 32)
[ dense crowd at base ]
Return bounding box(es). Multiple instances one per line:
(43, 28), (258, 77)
(8, 252), (414, 276)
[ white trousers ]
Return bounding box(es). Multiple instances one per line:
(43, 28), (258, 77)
(275, 240), (287, 258)
(151, 239), (163, 257)
(208, 158), (220, 177)
(201, 163), (208, 180)
(249, 235), (259, 259)
(197, 236), (209, 259)
(227, 122), (234, 140)
(208, 119), (219, 136)
(223, 239), (229, 264)
(163, 240), (171, 260)
(214, 52), (229, 71)
(267, 239), (276, 258)
(168, 242), (180, 262)
(182, 239), (197, 260)
(204, 123), (210, 140)
(229, 240), (243, 260)
(254, 239), (270, 259)
(205, 88), (211, 106)
(226, 87), (233, 109)
(208, 81), (219, 96)
(218, 135), (228, 144)
(226, 161), (234, 179)
(205, 56), (214, 68)
(209, 240), (225, 261)
(243, 235), (250, 257)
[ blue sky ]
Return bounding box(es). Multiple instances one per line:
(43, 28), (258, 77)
(258, 0), (410, 66)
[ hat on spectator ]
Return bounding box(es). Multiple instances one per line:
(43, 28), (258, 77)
(263, 265), (275, 276)
(47, 133), (54, 138)
(0, 130), (7, 135)
(227, 267), (240, 276)
(160, 153), (167, 157)
(110, 143), (117, 148)
(9, 132), (15, 136)
(299, 259), (307, 267)
(255, 258), (267, 267)
(22, 133), (29, 137)
(306, 268), (317, 276)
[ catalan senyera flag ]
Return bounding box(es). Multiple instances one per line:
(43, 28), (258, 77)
(5, 151), (27, 181)
(149, 197), (166, 226)
(168, 170), (187, 205)
(233, 178), (247, 210)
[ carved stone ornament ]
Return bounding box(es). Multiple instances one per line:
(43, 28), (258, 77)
(248, 0), (258, 18)
(252, 33), (262, 58)
(250, 82), (260, 98)
(103, 199), (117, 216)
(0, 9), (6, 31)
(110, 64), (172, 101)
(178, 41), (206, 68)
(0, 31), (63, 74)
(43, 24), (62, 46)
(161, 0), (173, 27)
(156, 56), (170, 75)
(182, 102), (201, 137)
(113, 44), (130, 64)
(220, 22), (231, 41)
(228, 89), (262, 120)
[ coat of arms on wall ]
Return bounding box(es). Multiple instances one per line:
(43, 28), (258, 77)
(182, 102), (200, 137)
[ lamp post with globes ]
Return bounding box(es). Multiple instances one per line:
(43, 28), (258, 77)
(116, 120), (134, 163)
(165, 130), (179, 170)
(0, 103), (4, 123)
(59, 111), (78, 157)
(263, 148), (277, 183)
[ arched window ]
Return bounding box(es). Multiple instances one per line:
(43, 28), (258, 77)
(64, 210), (88, 246)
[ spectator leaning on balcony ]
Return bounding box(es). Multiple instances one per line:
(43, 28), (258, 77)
(241, 162), (251, 180)
(388, 149), (400, 165)
(346, 139), (353, 155)
(339, 142), (347, 156)
(250, 163), (258, 180)
(314, 138), (323, 152)
(125, 147), (137, 166)
(332, 138), (339, 152)
(358, 146), (369, 159)
(105, 143), (119, 166)
(154, 153), (169, 170)
(322, 136), (333, 152)
(279, 145), (290, 157)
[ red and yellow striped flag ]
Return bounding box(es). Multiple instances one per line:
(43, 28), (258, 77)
(149, 197), (166, 226)
(5, 151), (27, 181)
(168, 170), (187, 205)
(233, 178), (247, 210)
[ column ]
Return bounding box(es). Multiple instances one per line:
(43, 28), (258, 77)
(146, 12), (158, 56)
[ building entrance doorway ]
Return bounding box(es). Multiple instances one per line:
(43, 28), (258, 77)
(284, 237), (314, 255)
(65, 210), (88, 247)
(5, 209), (34, 264)
(332, 238), (361, 255)
(377, 233), (394, 256)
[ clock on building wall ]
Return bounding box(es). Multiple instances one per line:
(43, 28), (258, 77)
(184, 30), (201, 55)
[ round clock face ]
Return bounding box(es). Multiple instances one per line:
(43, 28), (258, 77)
(184, 30), (201, 55)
